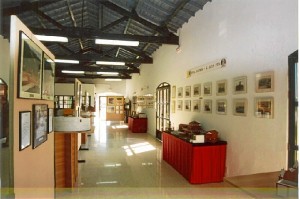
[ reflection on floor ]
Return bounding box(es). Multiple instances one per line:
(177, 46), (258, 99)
(56, 121), (298, 199)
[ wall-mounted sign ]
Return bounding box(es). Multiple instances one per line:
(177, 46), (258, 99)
(186, 58), (227, 78)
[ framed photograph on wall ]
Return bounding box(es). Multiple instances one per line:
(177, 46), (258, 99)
(233, 98), (248, 116)
(233, 76), (247, 94)
(107, 106), (115, 113)
(254, 97), (274, 118)
(115, 97), (123, 105)
(216, 80), (227, 96)
(177, 87), (183, 98)
(32, 104), (48, 149)
(203, 82), (212, 96)
(185, 86), (191, 98)
(255, 71), (274, 93)
(216, 99), (227, 115)
(107, 96), (115, 105)
(184, 100), (191, 111)
(19, 111), (31, 151)
(192, 99), (201, 112)
(193, 84), (201, 97)
(18, 31), (43, 99)
(48, 108), (54, 133)
(177, 100), (183, 111)
(42, 53), (55, 100)
(171, 100), (176, 113)
(172, 86), (176, 98)
(203, 99), (212, 113)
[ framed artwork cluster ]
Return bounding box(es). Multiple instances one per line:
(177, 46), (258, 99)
(18, 31), (55, 100)
(107, 96), (124, 114)
(19, 104), (54, 151)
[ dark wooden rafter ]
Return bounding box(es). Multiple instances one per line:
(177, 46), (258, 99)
(55, 72), (132, 79)
(56, 65), (139, 73)
(164, 0), (191, 25)
(3, 1), (55, 16)
(32, 7), (64, 29)
(100, 16), (129, 32)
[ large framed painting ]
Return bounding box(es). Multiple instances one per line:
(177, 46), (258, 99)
(18, 31), (43, 99)
(32, 104), (48, 149)
(42, 53), (55, 100)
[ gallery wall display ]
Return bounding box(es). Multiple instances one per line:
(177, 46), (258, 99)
(216, 80), (227, 96)
(42, 53), (55, 100)
(32, 104), (48, 149)
(19, 111), (31, 151)
(254, 97), (274, 118)
(233, 98), (248, 116)
(216, 99), (227, 115)
(255, 71), (274, 93)
(233, 76), (247, 94)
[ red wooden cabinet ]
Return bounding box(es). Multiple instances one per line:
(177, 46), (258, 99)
(128, 117), (147, 133)
(162, 132), (227, 184)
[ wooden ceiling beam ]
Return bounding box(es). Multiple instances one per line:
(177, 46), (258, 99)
(3, 1), (55, 16)
(56, 65), (140, 73)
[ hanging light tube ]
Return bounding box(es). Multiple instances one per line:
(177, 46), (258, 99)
(96, 61), (125, 66)
(95, 39), (139, 46)
(35, 35), (68, 42)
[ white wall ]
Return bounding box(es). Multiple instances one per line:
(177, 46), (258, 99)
(95, 81), (126, 96)
(82, 84), (95, 106)
(126, 0), (298, 177)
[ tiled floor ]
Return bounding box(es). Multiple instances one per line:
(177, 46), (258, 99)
(56, 120), (297, 199)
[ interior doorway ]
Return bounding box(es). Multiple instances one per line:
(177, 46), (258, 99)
(99, 96), (107, 121)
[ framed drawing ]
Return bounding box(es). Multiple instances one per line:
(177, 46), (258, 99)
(172, 86), (176, 98)
(48, 108), (54, 133)
(203, 82), (212, 96)
(177, 87), (183, 98)
(255, 71), (274, 93)
(107, 106), (115, 113)
(171, 100), (176, 113)
(185, 86), (191, 98)
(233, 76), (247, 94)
(192, 99), (201, 112)
(254, 97), (274, 118)
(19, 111), (31, 151)
(42, 53), (55, 100)
(203, 99), (212, 113)
(233, 98), (247, 116)
(193, 84), (201, 97)
(18, 31), (43, 99)
(216, 80), (227, 96)
(115, 97), (123, 105)
(32, 104), (48, 149)
(107, 97), (115, 105)
(216, 99), (227, 115)
(177, 100), (183, 111)
(184, 100), (191, 111)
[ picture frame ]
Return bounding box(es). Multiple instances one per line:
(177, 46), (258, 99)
(216, 99), (227, 115)
(192, 99), (201, 112)
(177, 100), (183, 111)
(107, 97), (115, 105)
(42, 53), (55, 100)
(48, 108), (54, 133)
(254, 97), (274, 118)
(32, 104), (48, 149)
(107, 106), (115, 113)
(233, 98), (248, 116)
(115, 97), (123, 105)
(185, 86), (191, 98)
(216, 80), (227, 96)
(19, 111), (31, 151)
(18, 31), (43, 99)
(193, 84), (201, 97)
(184, 100), (191, 111)
(203, 99), (212, 113)
(255, 71), (274, 93)
(171, 100), (176, 113)
(233, 76), (247, 94)
(203, 82), (212, 96)
(177, 87), (183, 98)
(172, 86), (176, 98)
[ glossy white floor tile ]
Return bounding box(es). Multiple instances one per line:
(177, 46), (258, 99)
(56, 121), (255, 199)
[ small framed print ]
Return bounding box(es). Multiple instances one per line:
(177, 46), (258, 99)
(171, 100), (176, 113)
(254, 97), (274, 118)
(192, 99), (201, 112)
(203, 82), (212, 96)
(177, 87), (183, 98)
(107, 97), (115, 105)
(172, 86), (176, 98)
(107, 106), (115, 113)
(115, 97), (123, 105)
(233, 98), (248, 116)
(48, 108), (54, 133)
(32, 104), (48, 149)
(216, 99), (227, 115)
(185, 86), (191, 98)
(255, 71), (274, 93)
(19, 111), (31, 151)
(177, 100), (183, 111)
(233, 76), (247, 94)
(216, 80), (227, 96)
(193, 84), (201, 97)
(203, 99), (212, 113)
(184, 100), (191, 111)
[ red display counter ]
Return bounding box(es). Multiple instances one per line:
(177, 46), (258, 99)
(162, 132), (227, 184)
(128, 117), (147, 133)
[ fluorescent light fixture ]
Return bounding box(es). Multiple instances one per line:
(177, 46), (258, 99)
(105, 79), (122, 81)
(35, 35), (68, 42)
(61, 70), (84, 74)
(95, 39), (139, 46)
(96, 61), (125, 66)
(97, 72), (119, 75)
(52, 59), (79, 64)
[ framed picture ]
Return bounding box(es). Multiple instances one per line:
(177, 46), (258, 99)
(172, 86), (176, 98)
(48, 108), (54, 133)
(107, 97), (115, 105)
(184, 100), (191, 111)
(171, 100), (176, 113)
(233, 98), (248, 116)
(216, 80), (227, 96)
(255, 71), (274, 93)
(177, 87), (183, 98)
(192, 99), (201, 112)
(107, 106), (115, 113)
(18, 31), (43, 99)
(203, 82), (212, 96)
(115, 97), (123, 105)
(233, 76), (247, 94)
(19, 111), (31, 151)
(216, 99), (227, 115)
(42, 53), (55, 100)
(32, 104), (48, 149)
(254, 97), (274, 118)
(203, 99), (212, 113)
(193, 84), (201, 97)
(185, 86), (191, 98)
(177, 100), (183, 111)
